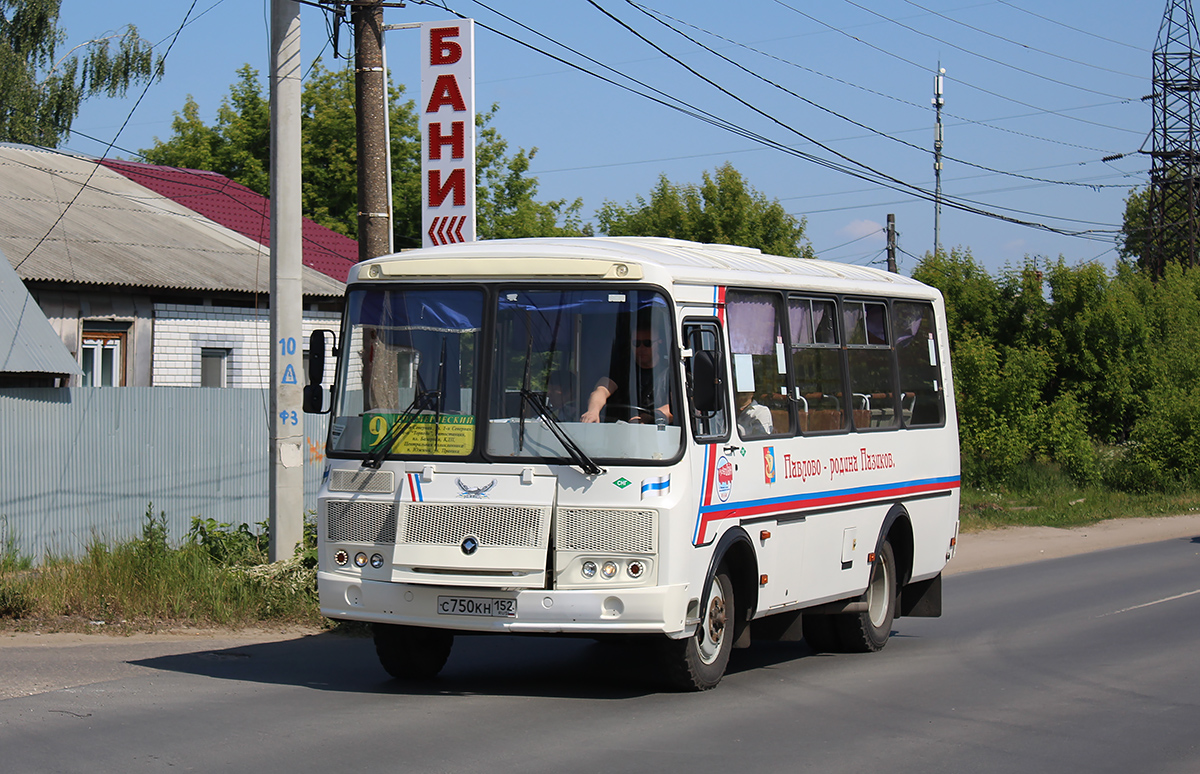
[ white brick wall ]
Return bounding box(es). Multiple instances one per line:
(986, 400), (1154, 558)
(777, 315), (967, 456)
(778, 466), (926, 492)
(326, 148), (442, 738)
(152, 303), (341, 388)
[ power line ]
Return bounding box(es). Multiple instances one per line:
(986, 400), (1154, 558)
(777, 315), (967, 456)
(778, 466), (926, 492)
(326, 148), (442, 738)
(634, 3), (1132, 155)
(770, 0), (1144, 135)
(627, 2), (1133, 190)
(995, 0), (1147, 53)
(838, 0), (1133, 101)
(898, 0), (1145, 81)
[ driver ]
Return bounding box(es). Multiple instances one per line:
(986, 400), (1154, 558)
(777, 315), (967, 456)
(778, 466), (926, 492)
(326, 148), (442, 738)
(581, 324), (673, 424)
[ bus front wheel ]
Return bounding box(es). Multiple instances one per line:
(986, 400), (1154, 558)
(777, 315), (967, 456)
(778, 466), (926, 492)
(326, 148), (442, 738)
(662, 569), (734, 691)
(373, 623), (454, 680)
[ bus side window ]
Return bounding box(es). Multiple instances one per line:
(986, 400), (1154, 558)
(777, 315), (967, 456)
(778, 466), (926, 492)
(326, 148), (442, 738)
(683, 321), (730, 442)
(894, 301), (945, 427)
(844, 300), (899, 429)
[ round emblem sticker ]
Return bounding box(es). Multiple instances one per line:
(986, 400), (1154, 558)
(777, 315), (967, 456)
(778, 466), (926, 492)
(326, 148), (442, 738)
(716, 455), (734, 502)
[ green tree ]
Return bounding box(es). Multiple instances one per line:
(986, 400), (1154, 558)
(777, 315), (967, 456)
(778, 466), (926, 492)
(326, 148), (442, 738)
(910, 247), (1001, 344)
(474, 105), (587, 239)
(141, 63), (581, 246)
(0, 0), (163, 146)
(596, 162), (813, 258)
(1119, 182), (1200, 275)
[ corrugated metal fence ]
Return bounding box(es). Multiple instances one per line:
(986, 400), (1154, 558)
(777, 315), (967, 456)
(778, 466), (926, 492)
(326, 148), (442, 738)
(0, 387), (328, 562)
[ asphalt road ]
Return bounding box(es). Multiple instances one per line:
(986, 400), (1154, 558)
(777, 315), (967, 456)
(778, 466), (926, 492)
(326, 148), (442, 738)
(2, 535), (1198, 774)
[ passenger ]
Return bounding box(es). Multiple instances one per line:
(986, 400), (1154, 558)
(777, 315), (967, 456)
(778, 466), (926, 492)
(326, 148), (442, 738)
(736, 392), (773, 437)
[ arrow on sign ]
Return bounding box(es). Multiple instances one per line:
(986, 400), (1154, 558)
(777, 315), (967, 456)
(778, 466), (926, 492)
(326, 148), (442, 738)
(428, 215), (467, 246)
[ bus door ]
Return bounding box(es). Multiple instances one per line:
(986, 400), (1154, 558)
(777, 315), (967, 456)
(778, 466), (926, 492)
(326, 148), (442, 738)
(681, 317), (731, 548)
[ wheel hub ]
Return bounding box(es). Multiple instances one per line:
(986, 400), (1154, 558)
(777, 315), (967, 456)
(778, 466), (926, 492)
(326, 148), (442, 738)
(706, 595), (726, 644)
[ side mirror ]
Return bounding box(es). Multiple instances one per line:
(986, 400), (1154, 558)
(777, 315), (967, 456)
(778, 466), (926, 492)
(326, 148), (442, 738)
(303, 330), (335, 414)
(308, 330), (327, 385)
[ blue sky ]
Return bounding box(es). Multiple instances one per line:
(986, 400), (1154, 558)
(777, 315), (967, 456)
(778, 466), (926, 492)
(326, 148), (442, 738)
(56, 0), (1160, 274)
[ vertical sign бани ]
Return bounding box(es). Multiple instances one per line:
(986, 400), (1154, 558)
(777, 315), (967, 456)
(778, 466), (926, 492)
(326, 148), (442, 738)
(420, 20), (475, 247)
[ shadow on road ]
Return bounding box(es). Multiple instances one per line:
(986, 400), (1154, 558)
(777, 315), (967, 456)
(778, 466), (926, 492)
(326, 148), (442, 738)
(131, 629), (819, 698)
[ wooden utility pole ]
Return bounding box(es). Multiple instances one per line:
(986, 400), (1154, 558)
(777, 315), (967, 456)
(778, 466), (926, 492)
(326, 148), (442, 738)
(886, 214), (897, 274)
(354, 1), (391, 261)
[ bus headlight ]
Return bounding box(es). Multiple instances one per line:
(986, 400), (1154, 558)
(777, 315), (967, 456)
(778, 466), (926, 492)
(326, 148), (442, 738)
(334, 549), (349, 566)
(370, 553), (385, 569)
(627, 560), (645, 579)
(581, 561), (598, 579)
(354, 552), (368, 568)
(601, 561), (619, 579)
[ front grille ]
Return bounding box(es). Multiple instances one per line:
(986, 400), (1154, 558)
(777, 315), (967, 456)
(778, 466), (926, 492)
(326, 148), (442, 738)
(329, 469), (395, 493)
(403, 503), (547, 548)
(556, 508), (657, 553)
(327, 500), (398, 543)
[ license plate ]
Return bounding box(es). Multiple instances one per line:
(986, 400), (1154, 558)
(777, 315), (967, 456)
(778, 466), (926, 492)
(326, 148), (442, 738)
(437, 595), (516, 618)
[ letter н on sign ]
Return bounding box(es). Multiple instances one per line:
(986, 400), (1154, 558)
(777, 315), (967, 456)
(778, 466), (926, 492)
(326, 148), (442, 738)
(420, 20), (476, 248)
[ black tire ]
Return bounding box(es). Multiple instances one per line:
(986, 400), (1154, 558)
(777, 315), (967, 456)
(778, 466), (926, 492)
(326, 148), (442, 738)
(662, 569), (734, 691)
(835, 540), (897, 653)
(373, 623), (454, 680)
(801, 611), (842, 653)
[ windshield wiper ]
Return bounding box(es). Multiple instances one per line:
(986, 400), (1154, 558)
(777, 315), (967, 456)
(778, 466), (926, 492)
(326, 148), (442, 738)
(518, 389), (605, 476)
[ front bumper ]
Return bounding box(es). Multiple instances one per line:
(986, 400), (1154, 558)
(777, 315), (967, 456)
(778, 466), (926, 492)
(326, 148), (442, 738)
(318, 572), (691, 636)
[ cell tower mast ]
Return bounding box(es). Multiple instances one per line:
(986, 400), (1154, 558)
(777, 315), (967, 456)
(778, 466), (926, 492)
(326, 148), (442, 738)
(1147, 0), (1200, 276)
(933, 65), (945, 256)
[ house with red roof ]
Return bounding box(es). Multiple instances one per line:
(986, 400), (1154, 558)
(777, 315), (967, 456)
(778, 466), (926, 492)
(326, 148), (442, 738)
(0, 144), (357, 388)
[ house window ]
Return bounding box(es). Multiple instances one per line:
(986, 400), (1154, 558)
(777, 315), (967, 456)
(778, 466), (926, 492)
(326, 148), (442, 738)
(201, 348), (229, 387)
(80, 331), (126, 386)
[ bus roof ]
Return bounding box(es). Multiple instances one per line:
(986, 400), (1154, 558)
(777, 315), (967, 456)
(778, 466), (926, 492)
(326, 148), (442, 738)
(351, 237), (935, 297)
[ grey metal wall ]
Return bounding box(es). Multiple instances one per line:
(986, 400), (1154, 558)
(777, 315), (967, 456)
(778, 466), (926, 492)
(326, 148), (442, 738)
(0, 387), (328, 562)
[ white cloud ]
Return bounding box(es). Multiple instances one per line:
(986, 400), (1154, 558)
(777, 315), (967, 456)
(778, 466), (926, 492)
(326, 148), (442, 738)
(840, 219), (885, 242)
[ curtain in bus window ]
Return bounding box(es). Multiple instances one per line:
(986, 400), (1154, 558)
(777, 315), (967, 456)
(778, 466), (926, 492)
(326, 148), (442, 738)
(727, 293), (777, 355)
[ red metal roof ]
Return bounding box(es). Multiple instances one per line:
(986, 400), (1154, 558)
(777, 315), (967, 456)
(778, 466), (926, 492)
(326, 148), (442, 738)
(100, 159), (357, 283)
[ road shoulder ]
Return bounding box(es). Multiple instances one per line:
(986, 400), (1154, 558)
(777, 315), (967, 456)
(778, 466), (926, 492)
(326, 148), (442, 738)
(947, 514), (1200, 575)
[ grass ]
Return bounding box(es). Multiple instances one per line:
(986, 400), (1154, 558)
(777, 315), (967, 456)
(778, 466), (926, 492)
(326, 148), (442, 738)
(0, 506), (333, 634)
(960, 462), (1200, 532)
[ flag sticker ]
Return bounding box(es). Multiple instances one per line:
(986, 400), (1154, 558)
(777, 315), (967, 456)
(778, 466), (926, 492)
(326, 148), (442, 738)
(641, 476), (670, 499)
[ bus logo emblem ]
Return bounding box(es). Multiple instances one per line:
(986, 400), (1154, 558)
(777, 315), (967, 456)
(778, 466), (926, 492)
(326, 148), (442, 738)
(716, 456), (734, 502)
(456, 478), (496, 498)
(461, 536), (479, 555)
(613, 477), (632, 489)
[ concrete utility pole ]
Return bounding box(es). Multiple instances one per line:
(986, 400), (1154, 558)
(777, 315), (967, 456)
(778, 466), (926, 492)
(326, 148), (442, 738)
(355, 1), (392, 261)
(269, 0), (304, 562)
(886, 213), (897, 273)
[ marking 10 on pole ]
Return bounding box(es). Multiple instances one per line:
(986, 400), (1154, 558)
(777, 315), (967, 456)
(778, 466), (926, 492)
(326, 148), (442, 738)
(420, 20), (476, 248)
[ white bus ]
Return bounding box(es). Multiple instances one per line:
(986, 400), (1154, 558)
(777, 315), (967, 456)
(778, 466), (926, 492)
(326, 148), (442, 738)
(305, 237), (959, 690)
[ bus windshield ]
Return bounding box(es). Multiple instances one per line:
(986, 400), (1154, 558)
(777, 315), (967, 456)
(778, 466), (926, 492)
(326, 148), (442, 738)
(488, 286), (681, 463)
(328, 284), (682, 464)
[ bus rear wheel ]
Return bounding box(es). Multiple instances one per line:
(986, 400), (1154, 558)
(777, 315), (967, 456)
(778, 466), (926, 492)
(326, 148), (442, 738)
(662, 569), (734, 691)
(373, 623), (454, 680)
(835, 540), (897, 652)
